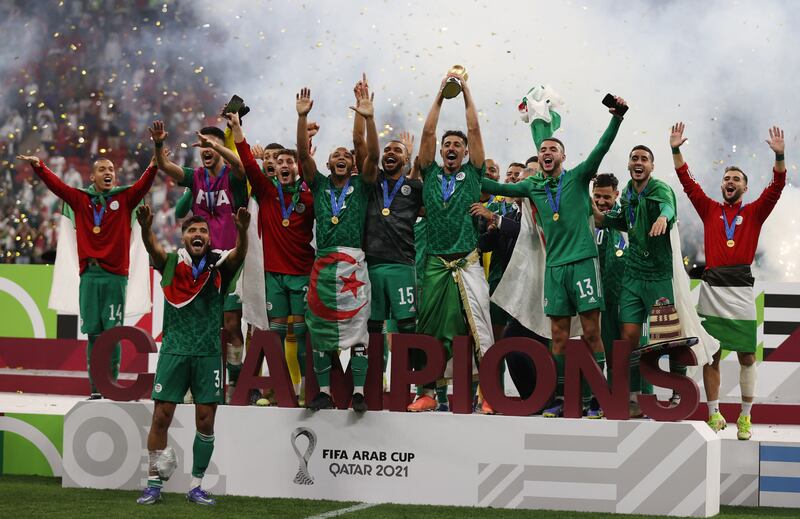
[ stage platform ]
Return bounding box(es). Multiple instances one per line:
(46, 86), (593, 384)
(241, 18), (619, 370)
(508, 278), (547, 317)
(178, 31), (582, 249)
(2, 393), (799, 513)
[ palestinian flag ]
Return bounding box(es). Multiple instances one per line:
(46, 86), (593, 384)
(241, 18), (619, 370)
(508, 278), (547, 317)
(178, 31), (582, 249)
(161, 249), (230, 308)
(697, 265), (757, 353)
(306, 247), (371, 352)
(518, 84), (564, 150)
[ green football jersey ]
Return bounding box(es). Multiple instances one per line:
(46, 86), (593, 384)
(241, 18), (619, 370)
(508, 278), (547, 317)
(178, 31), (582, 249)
(482, 117), (621, 267)
(422, 161), (485, 256)
(595, 206), (627, 304)
(310, 171), (371, 251)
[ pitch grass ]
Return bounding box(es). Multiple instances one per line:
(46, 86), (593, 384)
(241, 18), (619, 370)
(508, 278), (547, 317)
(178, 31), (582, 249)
(1, 475), (798, 518)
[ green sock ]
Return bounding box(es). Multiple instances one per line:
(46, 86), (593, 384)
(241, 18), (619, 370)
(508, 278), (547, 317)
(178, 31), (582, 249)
(87, 334), (121, 393)
(191, 431), (215, 478)
(593, 351), (606, 374)
(227, 362), (241, 386)
(350, 350), (368, 389)
(471, 378), (479, 403)
(670, 358), (687, 377)
(630, 357), (642, 393)
(147, 477), (162, 488)
(435, 385), (448, 406)
(554, 354), (565, 399)
(293, 322), (307, 377)
(313, 350), (332, 388)
(87, 334), (98, 393)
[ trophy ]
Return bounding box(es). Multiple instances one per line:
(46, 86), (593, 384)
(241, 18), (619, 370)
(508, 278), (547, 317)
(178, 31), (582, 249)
(442, 65), (468, 99)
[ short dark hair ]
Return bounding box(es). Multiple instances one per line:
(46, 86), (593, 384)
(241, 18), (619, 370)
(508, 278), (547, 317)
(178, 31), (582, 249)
(724, 166), (748, 184)
(266, 142), (284, 150)
(594, 173), (619, 191)
(181, 215), (209, 233)
(277, 149), (298, 160)
(540, 138), (565, 153)
(508, 162), (526, 169)
(630, 145), (654, 162)
(525, 156), (538, 165)
(441, 130), (468, 147)
(199, 126), (226, 142)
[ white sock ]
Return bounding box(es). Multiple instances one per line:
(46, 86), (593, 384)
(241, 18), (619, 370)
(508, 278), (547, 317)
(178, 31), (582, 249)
(190, 476), (202, 490)
(708, 400), (719, 416)
(320, 385), (330, 395)
(354, 386), (364, 394)
(741, 401), (753, 417)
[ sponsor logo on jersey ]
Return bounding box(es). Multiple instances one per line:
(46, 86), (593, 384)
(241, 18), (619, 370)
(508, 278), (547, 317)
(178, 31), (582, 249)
(154, 383), (162, 393)
(456, 171), (466, 181)
(266, 302), (273, 311)
(109, 200), (120, 211)
(401, 184), (411, 196)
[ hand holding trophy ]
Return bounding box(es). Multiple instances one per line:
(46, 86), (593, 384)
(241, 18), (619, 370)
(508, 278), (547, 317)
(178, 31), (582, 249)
(442, 64), (468, 99)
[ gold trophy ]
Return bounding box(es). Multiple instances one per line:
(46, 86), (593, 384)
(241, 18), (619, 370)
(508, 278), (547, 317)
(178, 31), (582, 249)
(442, 65), (468, 99)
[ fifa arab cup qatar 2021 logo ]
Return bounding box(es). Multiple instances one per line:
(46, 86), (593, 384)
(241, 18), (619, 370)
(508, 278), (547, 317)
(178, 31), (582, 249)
(291, 427), (317, 485)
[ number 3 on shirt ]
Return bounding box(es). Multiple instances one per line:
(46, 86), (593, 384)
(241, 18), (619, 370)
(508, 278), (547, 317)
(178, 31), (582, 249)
(576, 278), (594, 299)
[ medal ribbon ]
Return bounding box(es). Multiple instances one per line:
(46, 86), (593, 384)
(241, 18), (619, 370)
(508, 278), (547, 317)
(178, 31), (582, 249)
(330, 176), (352, 219)
(382, 175), (405, 211)
(276, 181), (300, 221)
(626, 183), (649, 227)
(544, 172), (565, 216)
(203, 166), (227, 215)
(722, 203), (744, 242)
(91, 196), (106, 229)
(441, 173), (457, 202)
(191, 255), (207, 281)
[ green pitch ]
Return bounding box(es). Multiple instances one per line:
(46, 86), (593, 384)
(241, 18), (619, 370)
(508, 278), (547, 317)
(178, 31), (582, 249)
(1, 476), (797, 518)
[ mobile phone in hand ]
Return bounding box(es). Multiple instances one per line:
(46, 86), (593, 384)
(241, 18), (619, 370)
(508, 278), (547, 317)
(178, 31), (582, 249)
(602, 93), (628, 116)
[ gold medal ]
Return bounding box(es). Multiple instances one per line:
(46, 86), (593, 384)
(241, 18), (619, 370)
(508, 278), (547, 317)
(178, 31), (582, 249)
(381, 208), (391, 216)
(552, 213), (560, 221)
(282, 219), (290, 227)
(615, 249), (624, 257)
(726, 239), (735, 248)
(92, 226), (101, 234)
(331, 216), (339, 225)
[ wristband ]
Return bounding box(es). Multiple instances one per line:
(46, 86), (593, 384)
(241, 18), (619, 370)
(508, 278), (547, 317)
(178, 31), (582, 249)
(776, 153), (785, 161)
(155, 141), (163, 149)
(671, 146), (681, 154)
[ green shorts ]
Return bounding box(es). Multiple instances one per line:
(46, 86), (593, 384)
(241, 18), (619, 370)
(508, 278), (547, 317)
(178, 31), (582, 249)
(266, 272), (309, 318)
(619, 276), (674, 324)
(543, 257), (604, 317)
(601, 302), (621, 356)
(79, 265), (127, 335)
(368, 262), (417, 322)
(223, 265), (243, 312)
(151, 352), (224, 404)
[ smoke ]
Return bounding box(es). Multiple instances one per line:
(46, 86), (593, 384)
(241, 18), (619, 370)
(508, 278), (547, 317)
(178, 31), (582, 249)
(11, 1), (798, 279)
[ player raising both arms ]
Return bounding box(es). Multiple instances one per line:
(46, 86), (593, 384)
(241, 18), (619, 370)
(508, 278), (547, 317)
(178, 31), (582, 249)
(16, 152), (158, 399)
(150, 120), (248, 401)
(297, 81), (379, 412)
(136, 205), (249, 506)
(671, 122), (786, 439)
(409, 71), (494, 412)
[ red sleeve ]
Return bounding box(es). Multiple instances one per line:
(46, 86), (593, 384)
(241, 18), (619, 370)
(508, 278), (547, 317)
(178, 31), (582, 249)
(675, 162), (714, 219)
(235, 139), (271, 198)
(33, 162), (83, 209)
(752, 168), (786, 222)
(125, 165), (158, 205)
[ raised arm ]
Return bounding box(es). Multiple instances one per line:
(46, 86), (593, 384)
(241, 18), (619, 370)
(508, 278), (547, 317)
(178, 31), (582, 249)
(461, 77), (485, 168)
(669, 121), (713, 219)
(149, 120), (185, 182)
(223, 207), (250, 276)
(127, 154), (159, 205)
(398, 130), (417, 178)
(481, 177), (530, 198)
(352, 75), (368, 175)
(576, 97), (626, 183)
(296, 87), (318, 185)
(228, 111), (271, 198)
(136, 204), (167, 271)
(17, 155), (83, 208)
(418, 77), (448, 170)
(754, 126), (787, 221)
(351, 79), (378, 184)
(192, 129), (244, 180)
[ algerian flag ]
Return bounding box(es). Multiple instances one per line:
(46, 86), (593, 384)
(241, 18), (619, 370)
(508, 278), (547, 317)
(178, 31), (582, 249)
(305, 247), (370, 351)
(518, 84), (564, 150)
(161, 248), (230, 307)
(48, 187), (151, 318)
(491, 199), (583, 339)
